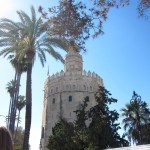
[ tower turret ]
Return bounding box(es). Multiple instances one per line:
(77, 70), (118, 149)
(64, 47), (83, 72)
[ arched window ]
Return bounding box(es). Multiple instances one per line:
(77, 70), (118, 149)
(66, 85), (69, 90)
(86, 96), (89, 101)
(73, 85), (76, 90)
(41, 127), (44, 138)
(52, 98), (55, 104)
(56, 87), (58, 92)
(68, 96), (72, 102)
(90, 86), (92, 91)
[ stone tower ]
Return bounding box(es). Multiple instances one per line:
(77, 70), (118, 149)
(40, 47), (103, 150)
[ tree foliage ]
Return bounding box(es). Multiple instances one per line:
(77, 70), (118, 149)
(87, 86), (129, 149)
(140, 123), (150, 144)
(39, 0), (150, 50)
(39, 0), (120, 50)
(14, 96), (26, 142)
(121, 91), (150, 145)
(47, 86), (129, 150)
(47, 118), (76, 150)
(13, 126), (24, 150)
(117, 0), (150, 17)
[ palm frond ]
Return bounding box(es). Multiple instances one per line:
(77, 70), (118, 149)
(17, 95), (26, 111)
(17, 10), (32, 27)
(45, 37), (68, 51)
(0, 37), (18, 46)
(35, 19), (48, 38)
(37, 52), (45, 67)
(31, 6), (36, 25)
(36, 45), (46, 67)
(0, 47), (15, 56)
(0, 18), (20, 30)
(44, 47), (64, 63)
(0, 29), (18, 38)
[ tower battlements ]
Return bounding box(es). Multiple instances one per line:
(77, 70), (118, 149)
(43, 70), (103, 97)
(45, 70), (103, 87)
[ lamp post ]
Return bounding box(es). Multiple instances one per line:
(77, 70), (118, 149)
(130, 91), (141, 104)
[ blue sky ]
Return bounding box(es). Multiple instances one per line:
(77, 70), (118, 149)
(0, 0), (150, 149)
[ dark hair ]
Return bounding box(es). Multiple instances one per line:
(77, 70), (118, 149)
(0, 126), (13, 150)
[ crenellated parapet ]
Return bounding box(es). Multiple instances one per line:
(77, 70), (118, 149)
(44, 69), (103, 97)
(45, 70), (103, 84)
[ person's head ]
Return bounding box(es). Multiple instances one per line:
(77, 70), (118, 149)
(0, 126), (13, 150)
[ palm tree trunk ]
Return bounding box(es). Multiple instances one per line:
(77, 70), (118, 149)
(137, 121), (143, 145)
(10, 64), (22, 134)
(9, 68), (18, 133)
(136, 111), (143, 145)
(12, 67), (22, 132)
(14, 110), (21, 140)
(7, 96), (13, 129)
(23, 62), (32, 150)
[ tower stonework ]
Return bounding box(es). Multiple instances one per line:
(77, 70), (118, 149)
(40, 48), (103, 150)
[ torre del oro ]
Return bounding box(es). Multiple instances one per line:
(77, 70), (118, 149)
(40, 47), (103, 150)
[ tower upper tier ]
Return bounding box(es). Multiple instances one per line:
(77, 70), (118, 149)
(64, 46), (83, 72)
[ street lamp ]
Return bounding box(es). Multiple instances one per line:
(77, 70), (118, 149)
(130, 91), (141, 104)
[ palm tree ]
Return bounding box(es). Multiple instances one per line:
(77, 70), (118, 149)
(121, 91), (150, 145)
(0, 19), (27, 134)
(3, 55), (27, 134)
(8, 56), (27, 134)
(0, 6), (68, 149)
(14, 95), (26, 141)
(6, 80), (15, 129)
